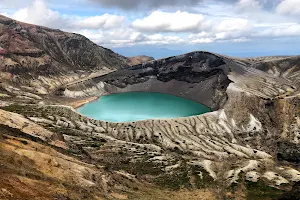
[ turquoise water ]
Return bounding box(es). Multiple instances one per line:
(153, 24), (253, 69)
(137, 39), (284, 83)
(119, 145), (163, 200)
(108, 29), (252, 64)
(77, 92), (211, 122)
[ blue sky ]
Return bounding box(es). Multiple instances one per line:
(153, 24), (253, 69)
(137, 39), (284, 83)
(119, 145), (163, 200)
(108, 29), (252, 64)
(1, 0), (300, 58)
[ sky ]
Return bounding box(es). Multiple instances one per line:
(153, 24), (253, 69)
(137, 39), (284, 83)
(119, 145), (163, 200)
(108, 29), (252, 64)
(1, 0), (300, 58)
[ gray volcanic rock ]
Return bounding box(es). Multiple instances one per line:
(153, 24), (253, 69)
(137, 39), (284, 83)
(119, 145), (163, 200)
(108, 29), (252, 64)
(64, 52), (300, 112)
(66, 51), (233, 110)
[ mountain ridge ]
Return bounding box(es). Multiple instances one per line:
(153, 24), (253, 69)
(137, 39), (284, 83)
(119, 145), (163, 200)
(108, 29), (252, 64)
(0, 15), (155, 96)
(0, 14), (130, 78)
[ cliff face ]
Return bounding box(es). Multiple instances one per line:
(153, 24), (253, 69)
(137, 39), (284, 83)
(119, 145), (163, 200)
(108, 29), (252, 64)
(0, 14), (129, 79)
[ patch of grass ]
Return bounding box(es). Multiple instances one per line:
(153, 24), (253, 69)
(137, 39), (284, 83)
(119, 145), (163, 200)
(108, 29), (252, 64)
(3, 104), (29, 114)
(277, 182), (300, 200)
(122, 157), (163, 176)
(47, 126), (79, 136)
(2, 104), (53, 119)
(87, 142), (105, 148)
(155, 163), (214, 191)
(102, 152), (164, 177)
(246, 180), (284, 200)
(102, 152), (215, 191)
(191, 165), (214, 189)
(2, 104), (39, 117)
(154, 169), (190, 190)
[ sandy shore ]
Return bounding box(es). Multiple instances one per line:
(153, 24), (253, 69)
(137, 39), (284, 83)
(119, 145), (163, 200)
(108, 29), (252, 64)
(67, 96), (99, 109)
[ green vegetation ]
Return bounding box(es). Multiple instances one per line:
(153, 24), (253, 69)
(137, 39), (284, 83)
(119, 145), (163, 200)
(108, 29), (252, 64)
(47, 126), (80, 137)
(103, 152), (214, 191)
(2, 104), (50, 118)
(105, 153), (164, 176)
(3, 104), (35, 115)
(246, 180), (284, 200)
(154, 163), (214, 190)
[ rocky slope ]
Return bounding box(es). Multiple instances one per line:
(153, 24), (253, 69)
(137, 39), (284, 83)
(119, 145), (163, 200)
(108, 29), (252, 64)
(0, 15), (299, 200)
(0, 15), (154, 99)
(63, 51), (299, 110)
(0, 15), (129, 78)
(0, 109), (219, 200)
(0, 51), (298, 199)
(64, 52), (232, 110)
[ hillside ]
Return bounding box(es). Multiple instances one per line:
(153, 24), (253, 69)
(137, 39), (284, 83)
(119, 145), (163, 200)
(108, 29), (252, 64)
(0, 14), (130, 77)
(0, 16), (299, 200)
(0, 15), (156, 97)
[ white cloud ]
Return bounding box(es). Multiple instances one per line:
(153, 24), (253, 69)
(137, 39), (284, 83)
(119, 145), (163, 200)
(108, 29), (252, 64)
(75, 14), (125, 29)
(2, 0), (300, 48)
(256, 23), (300, 37)
(231, 37), (249, 42)
(188, 33), (250, 44)
(276, 0), (300, 16)
(215, 18), (249, 32)
(80, 10), (253, 47)
(128, 9), (254, 45)
(189, 38), (214, 44)
(186, 16), (251, 43)
(77, 28), (145, 46)
(77, 29), (184, 47)
(132, 11), (209, 33)
(236, 0), (262, 12)
(10, 0), (126, 30)
(12, 0), (63, 28)
(0, 0), (32, 9)
(88, 0), (204, 10)
(145, 34), (184, 44)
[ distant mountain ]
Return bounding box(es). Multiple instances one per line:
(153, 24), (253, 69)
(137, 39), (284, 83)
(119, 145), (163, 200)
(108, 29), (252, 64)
(113, 46), (184, 59)
(127, 55), (154, 66)
(0, 14), (129, 79)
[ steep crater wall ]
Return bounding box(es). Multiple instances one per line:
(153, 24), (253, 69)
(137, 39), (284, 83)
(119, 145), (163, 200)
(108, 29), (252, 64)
(64, 52), (234, 110)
